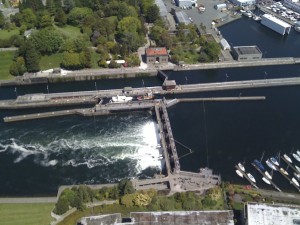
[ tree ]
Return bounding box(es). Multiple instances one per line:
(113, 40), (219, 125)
(63, 0), (75, 13)
(67, 7), (93, 26)
(25, 40), (40, 72)
(146, 5), (159, 23)
(39, 14), (53, 28)
(61, 52), (84, 70)
(54, 8), (67, 26)
(0, 11), (5, 28)
(54, 195), (69, 215)
(29, 28), (63, 55)
(118, 179), (134, 196)
(9, 57), (26, 76)
(80, 48), (92, 68)
(46, 0), (56, 15)
(202, 41), (221, 62)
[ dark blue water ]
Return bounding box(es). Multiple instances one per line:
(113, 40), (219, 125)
(1, 17), (300, 196)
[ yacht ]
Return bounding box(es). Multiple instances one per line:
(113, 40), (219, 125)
(292, 177), (300, 187)
(294, 172), (300, 180)
(238, 163), (245, 172)
(270, 157), (280, 166)
(293, 153), (300, 162)
(266, 159), (277, 170)
(280, 168), (289, 176)
(265, 171), (272, 180)
(110, 95), (133, 103)
(262, 177), (271, 185)
(283, 154), (293, 164)
(247, 173), (256, 183)
(296, 165), (300, 173)
(236, 170), (243, 178)
(254, 159), (266, 171)
(297, 150), (300, 156)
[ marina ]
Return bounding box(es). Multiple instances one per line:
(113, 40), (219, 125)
(235, 165), (258, 189)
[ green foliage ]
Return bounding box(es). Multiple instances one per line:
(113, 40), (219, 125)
(118, 179), (135, 196)
(63, 0), (75, 13)
(21, 0), (44, 11)
(55, 8), (67, 26)
(9, 56), (26, 76)
(67, 7), (93, 26)
(0, 51), (15, 80)
(11, 8), (37, 28)
(202, 41), (221, 62)
(46, 0), (56, 16)
(61, 52), (84, 69)
(0, 11), (5, 28)
(61, 37), (88, 53)
(39, 14), (53, 28)
(125, 53), (140, 67)
(54, 195), (70, 215)
(150, 25), (172, 48)
(25, 40), (40, 72)
(29, 28), (63, 55)
(117, 16), (141, 34)
(146, 5), (159, 23)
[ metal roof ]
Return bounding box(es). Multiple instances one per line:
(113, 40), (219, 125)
(175, 11), (191, 25)
(233, 46), (262, 55)
(262, 14), (291, 28)
(247, 202), (300, 225)
(155, 0), (168, 17)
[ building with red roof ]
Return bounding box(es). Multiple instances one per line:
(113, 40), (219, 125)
(145, 47), (169, 64)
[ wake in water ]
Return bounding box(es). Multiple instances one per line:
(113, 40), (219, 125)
(0, 114), (163, 175)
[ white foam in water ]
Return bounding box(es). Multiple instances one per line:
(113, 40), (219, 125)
(0, 118), (162, 174)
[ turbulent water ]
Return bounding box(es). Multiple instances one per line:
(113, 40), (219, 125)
(0, 113), (163, 195)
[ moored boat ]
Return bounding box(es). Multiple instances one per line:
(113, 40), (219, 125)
(293, 153), (300, 162)
(238, 163), (245, 172)
(137, 92), (154, 101)
(270, 157), (280, 166)
(283, 154), (293, 164)
(253, 15), (262, 21)
(247, 173), (256, 183)
(295, 26), (300, 32)
(111, 95), (133, 103)
(292, 177), (300, 187)
(262, 177), (271, 185)
(254, 159), (266, 171)
(280, 168), (289, 176)
(266, 159), (277, 170)
(296, 165), (300, 173)
(297, 150), (300, 156)
(294, 172), (300, 180)
(236, 170), (243, 178)
(265, 171), (272, 180)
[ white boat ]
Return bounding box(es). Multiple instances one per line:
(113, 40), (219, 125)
(262, 177), (271, 185)
(265, 171), (272, 180)
(266, 159), (277, 170)
(247, 173), (256, 183)
(238, 163), (245, 172)
(294, 172), (300, 180)
(270, 157), (280, 166)
(110, 95), (133, 103)
(236, 170), (243, 178)
(283, 154), (293, 163)
(297, 150), (300, 156)
(292, 177), (300, 187)
(280, 168), (289, 176)
(296, 165), (300, 173)
(293, 153), (300, 162)
(243, 11), (252, 18)
(253, 15), (262, 21)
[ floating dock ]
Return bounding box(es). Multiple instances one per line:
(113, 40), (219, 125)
(251, 162), (281, 192)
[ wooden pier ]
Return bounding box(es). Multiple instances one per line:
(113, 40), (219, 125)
(251, 163), (281, 192)
(235, 165), (259, 189)
(280, 156), (299, 174)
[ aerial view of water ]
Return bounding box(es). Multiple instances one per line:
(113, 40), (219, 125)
(0, 18), (300, 196)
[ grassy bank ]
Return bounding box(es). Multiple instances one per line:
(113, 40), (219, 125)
(0, 203), (54, 225)
(0, 29), (19, 40)
(0, 51), (15, 80)
(40, 53), (64, 70)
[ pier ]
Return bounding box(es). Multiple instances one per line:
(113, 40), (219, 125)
(235, 165), (259, 189)
(251, 163), (281, 192)
(280, 156), (299, 175)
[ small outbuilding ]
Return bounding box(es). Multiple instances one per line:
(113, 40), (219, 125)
(145, 47), (168, 64)
(220, 38), (231, 50)
(232, 46), (262, 61)
(163, 80), (177, 90)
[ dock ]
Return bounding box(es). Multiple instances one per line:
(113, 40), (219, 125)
(251, 163), (281, 192)
(235, 165), (259, 189)
(280, 156), (299, 174)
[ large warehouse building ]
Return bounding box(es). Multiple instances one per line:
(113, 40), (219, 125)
(232, 46), (262, 61)
(175, 0), (197, 8)
(261, 14), (291, 35)
(230, 0), (256, 6)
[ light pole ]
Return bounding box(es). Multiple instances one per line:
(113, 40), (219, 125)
(185, 76), (188, 84)
(94, 81), (97, 91)
(225, 73), (229, 82)
(46, 85), (49, 94)
(14, 87), (17, 98)
(264, 71), (268, 79)
(142, 79), (145, 87)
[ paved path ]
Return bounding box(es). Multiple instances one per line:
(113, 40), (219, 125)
(0, 197), (57, 203)
(259, 189), (300, 204)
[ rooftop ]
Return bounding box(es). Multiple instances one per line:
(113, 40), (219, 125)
(247, 202), (300, 225)
(174, 11), (191, 25)
(262, 14), (291, 28)
(146, 47), (168, 56)
(155, 0), (168, 17)
(233, 46), (262, 55)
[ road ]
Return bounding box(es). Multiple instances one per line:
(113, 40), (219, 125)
(0, 197), (57, 203)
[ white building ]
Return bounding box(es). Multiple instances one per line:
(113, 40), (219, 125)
(261, 14), (291, 35)
(220, 38), (231, 50)
(245, 202), (300, 225)
(230, 0), (255, 6)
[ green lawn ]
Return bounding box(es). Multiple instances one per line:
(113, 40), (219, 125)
(0, 29), (19, 40)
(0, 51), (15, 80)
(0, 203), (54, 225)
(40, 53), (64, 70)
(55, 25), (83, 39)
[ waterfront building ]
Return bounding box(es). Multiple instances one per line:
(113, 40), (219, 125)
(232, 46), (262, 61)
(145, 47), (169, 64)
(245, 202), (300, 225)
(163, 79), (177, 90)
(261, 14), (291, 35)
(79, 210), (234, 225)
(283, 0), (300, 13)
(174, 11), (191, 25)
(220, 38), (231, 50)
(229, 0), (255, 7)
